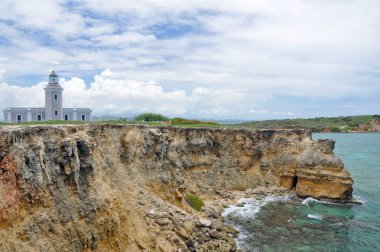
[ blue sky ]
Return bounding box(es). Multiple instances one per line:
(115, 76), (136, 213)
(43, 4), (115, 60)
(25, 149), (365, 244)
(0, 0), (379, 120)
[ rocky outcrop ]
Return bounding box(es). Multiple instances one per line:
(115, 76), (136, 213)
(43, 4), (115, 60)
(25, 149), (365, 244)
(0, 125), (353, 251)
(356, 118), (380, 132)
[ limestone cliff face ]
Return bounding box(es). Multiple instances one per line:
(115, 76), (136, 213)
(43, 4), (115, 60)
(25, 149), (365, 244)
(0, 125), (353, 251)
(357, 118), (380, 132)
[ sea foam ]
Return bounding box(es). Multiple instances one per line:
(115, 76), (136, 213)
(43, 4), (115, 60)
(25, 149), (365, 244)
(222, 194), (292, 219)
(308, 214), (324, 220)
(353, 195), (366, 204)
(301, 197), (348, 207)
(222, 194), (292, 251)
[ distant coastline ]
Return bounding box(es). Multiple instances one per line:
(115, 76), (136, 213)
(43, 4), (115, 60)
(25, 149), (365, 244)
(236, 115), (380, 133)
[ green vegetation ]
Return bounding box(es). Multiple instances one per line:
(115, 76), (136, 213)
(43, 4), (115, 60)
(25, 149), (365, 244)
(0, 120), (89, 126)
(172, 117), (217, 125)
(2, 114), (376, 132)
(0, 114), (221, 128)
(134, 113), (169, 122)
(329, 126), (341, 132)
(92, 116), (130, 122)
(169, 160), (179, 168)
(185, 194), (205, 211)
(171, 117), (219, 126)
(133, 114), (220, 127)
(237, 115), (377, 132)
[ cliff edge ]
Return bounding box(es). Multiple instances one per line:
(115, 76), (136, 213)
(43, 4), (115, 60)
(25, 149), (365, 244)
(0, 125), (353, 251)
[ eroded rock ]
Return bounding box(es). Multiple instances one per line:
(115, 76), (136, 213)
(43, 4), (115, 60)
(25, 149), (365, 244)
(0, 124), (353, 251)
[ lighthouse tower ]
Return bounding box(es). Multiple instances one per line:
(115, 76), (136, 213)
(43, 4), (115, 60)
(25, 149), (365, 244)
(44, 70), (63, 120)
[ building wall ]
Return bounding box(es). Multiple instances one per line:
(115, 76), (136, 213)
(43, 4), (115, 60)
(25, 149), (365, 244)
(31, 111), (45, 121)
(78, 111), (91, 121)
(63, 111), (74, 121)
(63, 108), (92, 121)
(8, 110), (28, 123)
(3, 108), (91, 123)
(3, 109), (45, 123)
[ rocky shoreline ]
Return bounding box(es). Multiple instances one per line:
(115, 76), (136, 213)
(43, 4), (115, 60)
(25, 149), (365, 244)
(132, 186), (292, 252)
(0, 124), (354, 251)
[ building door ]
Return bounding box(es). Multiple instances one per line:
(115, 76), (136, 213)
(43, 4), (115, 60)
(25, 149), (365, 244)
(81, 114), (86, 121)
(17, 114), (22, 123)
(37, 114), (42, 121)
(64, 114), (69, 121)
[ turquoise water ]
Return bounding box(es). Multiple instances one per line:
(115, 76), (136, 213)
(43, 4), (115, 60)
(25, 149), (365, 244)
(224, 133), (380, 251)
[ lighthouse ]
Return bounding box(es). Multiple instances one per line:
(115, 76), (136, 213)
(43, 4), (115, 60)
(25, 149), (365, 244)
(44, 70), (63, 120)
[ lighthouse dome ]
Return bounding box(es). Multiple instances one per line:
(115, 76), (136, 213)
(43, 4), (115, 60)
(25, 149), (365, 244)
(48, 71), (59, 84)
(49, 71), (58, 77)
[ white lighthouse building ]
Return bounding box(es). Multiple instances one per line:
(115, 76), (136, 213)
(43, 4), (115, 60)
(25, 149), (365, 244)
(45, 70), (64, 120)
(3, 71), (92, 123)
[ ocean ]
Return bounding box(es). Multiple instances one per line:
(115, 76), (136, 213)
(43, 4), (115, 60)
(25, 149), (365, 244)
(223, 132), (380, 252)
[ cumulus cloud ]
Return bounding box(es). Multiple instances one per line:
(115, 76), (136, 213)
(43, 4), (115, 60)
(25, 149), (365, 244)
(0, 70), (266, 119)
(61, 70), (190, 115)
(0, 0), (379, 119)
(0, 82), (45, 108)
(0, 69), (5, 81)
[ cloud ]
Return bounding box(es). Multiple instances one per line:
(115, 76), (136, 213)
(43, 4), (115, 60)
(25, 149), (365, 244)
(0, 82), (46, 108)
(61, 70), (189, 115)
(0, 0), (379, 119)
(0, 69), (5, 81)
(0, 70), (264, 119)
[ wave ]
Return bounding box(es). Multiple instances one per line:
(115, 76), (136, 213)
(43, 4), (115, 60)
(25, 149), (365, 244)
(222, 194), (292, 219)
(301, 197), (341, 206)
(353, 195), (366, 204)
(307, 214), (324, 220)
(301, 196), (365, 207)
(222, 198), (262, 219)
(222, 194), (293, 251)
(302, 197), (340, 206)
(301, 197), (320, 207)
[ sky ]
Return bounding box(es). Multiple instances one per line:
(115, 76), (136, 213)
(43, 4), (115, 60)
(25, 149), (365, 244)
(0, 0), (379, 120)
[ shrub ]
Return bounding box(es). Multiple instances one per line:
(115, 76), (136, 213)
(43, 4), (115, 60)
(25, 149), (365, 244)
(340, 126), (351, 132)
(342, 117), (352, 122)
(185, 194), (205, 211)
(283, 125), (294, 129)
(169, 160), (179, 168)
(172, 117), (219, 125)
(134, 113), (169, 122)
(348, 123), (359, 128)
(330, 126), (341, 132)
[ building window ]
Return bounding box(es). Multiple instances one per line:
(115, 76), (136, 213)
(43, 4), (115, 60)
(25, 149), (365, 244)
(37, 114), (42, 121)
(17, 114), (22, 123)
(64, 114), (69, 121)
(54, 94), (58, 100)
(81, 114), (86, 121)
(54, 110), (58, 116)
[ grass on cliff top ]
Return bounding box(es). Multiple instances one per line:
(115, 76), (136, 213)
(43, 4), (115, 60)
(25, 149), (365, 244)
(171, 117), (219, 125)
(0, 119), (221, 128)
(185, 194), (205, 211)
(2, 114), (377, 131)
(133, 115), (220, 128)
(0, 120), (89, 126)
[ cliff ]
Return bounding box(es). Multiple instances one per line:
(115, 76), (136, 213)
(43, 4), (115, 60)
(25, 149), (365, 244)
(0, 125), (353, 251)
(356, 118), (380, 132)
